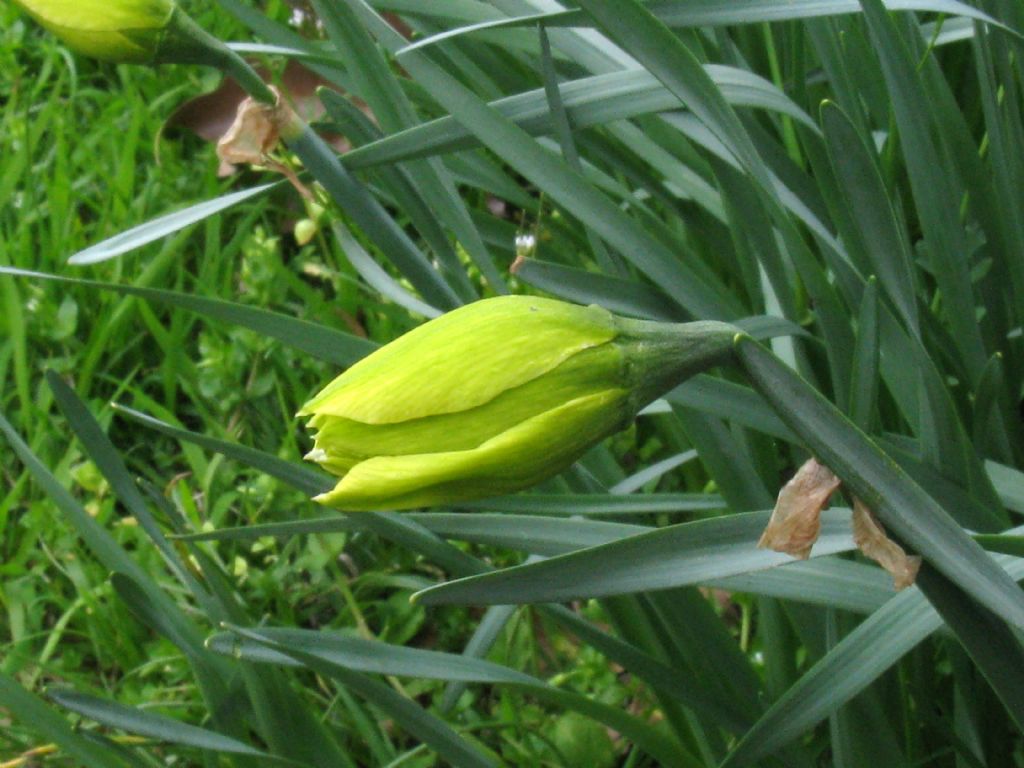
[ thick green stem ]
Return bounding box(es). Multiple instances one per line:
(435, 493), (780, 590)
(158, 7), (276, 104)
(617, 318), (740, 413)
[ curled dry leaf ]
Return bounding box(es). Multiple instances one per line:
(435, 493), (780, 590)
(216, 89), (313, 199)
(852, 497), (921, 590)
(216, 90), (286, 167)
(167, 60), (353, 176)
(758, 458), (841, 559)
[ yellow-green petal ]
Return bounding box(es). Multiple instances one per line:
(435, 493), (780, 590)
(299, 296), (617, 424)
(306, 344), (623, 469)
(314, 389), (630, 511)
(36, 26), (158, 61)
(14, 0), (173, 30)
(14, 0), (174, 62)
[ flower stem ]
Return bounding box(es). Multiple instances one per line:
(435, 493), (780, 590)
(159, 8), (276, 105)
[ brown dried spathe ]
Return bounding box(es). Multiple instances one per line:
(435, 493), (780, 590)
(757, 458), (841, 560)
(852, 498), (922, 590)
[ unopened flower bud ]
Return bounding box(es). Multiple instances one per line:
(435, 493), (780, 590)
(13, 0), (241, 69)
(300, 296), (736, 511)
(14, 0), (175, 62)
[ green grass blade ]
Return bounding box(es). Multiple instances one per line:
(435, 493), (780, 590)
(354, 512), (490, 579)
(915, 565), (1024, 731)
(544, 603), (756, 734)
(47, 373), (196, 591)
(50, 690), (300, 765)
(215, 626), (536, 683)
(115, 403), (485, 577)
(609, 450), (697, 494)
(439, 604), (518, 712)
(721, 584), (937, 766)
(221, 630), (499, 768)
(284, 122), (463, 310)
(193, 528), (753, 735)
(0, 266), (376, 366)
(51, 380), (323, 754)
(0, 410), (157, 600)
(975, 535), (1024, 558)
(332, 223), (442, 319)
(222, 625), (700, 767)
(848, 279), (880, 430)
(173, 516), (357, 543)
(0, 673), (129, 768)
(972, 354), (1023, 465)
(0, 402), (247, 738)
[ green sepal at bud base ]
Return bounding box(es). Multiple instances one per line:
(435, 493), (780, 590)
(301, 296), (738, 511)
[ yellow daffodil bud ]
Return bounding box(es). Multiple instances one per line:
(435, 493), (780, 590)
(13, 0), (175, 62)
(12, 0), (249, 70)
(301, 296), (737, 511)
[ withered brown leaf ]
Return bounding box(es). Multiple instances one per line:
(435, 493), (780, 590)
(852, 498), (921, 590)
(758, 458), (841, 559)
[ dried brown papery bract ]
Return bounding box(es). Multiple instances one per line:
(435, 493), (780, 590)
(216, 87), (311, 198)
(758, 458), (841, 559)
(852, 497), (921, 590)
(757, 456), (921, 590)
(216, 93), (284, 167)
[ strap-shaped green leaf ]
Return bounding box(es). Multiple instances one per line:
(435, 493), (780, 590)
(721, 556), (1024, 765)
(67, 183), (278, 265)
(343, 66), (815, 169)
(396, 0), (1012, 54)
(50, 690), (300, 765)
(0, 674), (127, 768)
(858, 0), (986, 375)
(821, 103), (918, 333)
(345, 3), (740, 320)
(412, 510), (855, 605)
